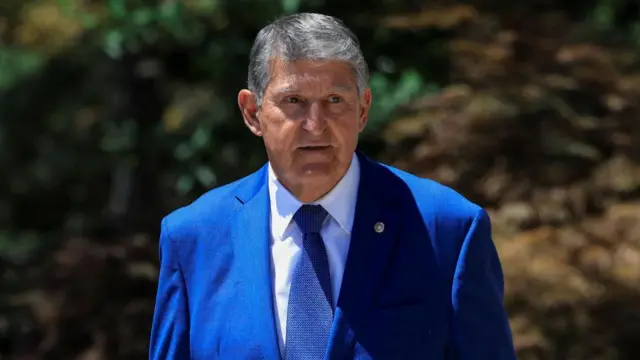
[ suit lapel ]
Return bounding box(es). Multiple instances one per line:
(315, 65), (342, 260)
(231, 166), (281, 359)
(338, 152), (400, 312)
(328, 152), (401, 359)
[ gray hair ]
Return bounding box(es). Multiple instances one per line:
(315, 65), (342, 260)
(248, 13), (369, 106)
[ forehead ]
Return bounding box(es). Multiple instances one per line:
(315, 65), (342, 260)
(266, 59), (356, 92)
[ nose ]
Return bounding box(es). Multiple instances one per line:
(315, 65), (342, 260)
(301, 102), (326, 135)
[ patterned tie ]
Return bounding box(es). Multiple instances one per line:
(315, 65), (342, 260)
(285, 204), (333, 360)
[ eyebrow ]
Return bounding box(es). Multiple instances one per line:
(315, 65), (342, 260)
(274, 84), (354, 94)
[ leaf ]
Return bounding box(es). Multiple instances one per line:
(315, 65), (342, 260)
(174, 143), (194, 161)
(177, 174), (194, 195)
(80, 14), (99, 30)
(195, 165), (216, 187)
(0, 47), (45, 90)
(281, 0), (301, 14)
(370, 72), (390, 93)
(393, 69), (423, 103)
(186, 0), (219, 12)
(108, 0), (127, 20)
(104, 29), (124, 59)
(190, 126), (210, 149)
(593, 3), (615, 31)
(57, 0), (75, 16)
(0, 232), (41, 264)
(132, 8), (155, 27)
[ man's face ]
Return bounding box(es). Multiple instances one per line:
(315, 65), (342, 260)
(240, 59), (371, 199)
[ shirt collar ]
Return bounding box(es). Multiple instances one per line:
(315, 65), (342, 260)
(268, 153), (360, 241)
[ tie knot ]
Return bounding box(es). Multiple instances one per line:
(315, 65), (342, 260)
(293, 205), (328, 234)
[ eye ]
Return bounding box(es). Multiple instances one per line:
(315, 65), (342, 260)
(327, 95), (342, 104)
(284, 96), (303, 104)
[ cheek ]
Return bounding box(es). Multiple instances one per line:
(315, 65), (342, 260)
(333, 115), (361, 136)
(260, 111), (288, 139)
(265, 121), (297, 149)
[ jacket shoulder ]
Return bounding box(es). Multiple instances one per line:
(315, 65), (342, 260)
(378, 163), (489, 285)
(383, 164), (483, 221)
(162, 167), (265, 241)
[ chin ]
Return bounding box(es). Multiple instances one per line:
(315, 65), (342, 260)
(298, 162), (334, 177)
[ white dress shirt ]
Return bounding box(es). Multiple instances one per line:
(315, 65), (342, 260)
(267, 153), (360, 354)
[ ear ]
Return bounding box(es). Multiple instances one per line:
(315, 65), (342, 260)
(357, 88), (372, 133)
(238, 89), (262, 136)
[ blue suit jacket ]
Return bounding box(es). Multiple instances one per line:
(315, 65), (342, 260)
(149, 152), (517, 359)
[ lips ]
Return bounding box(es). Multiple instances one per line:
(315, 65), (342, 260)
(299, 145), (331, 150)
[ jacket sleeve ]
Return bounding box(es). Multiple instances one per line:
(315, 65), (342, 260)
(149, 217), (190, 360)
(450, 209), (517, 360)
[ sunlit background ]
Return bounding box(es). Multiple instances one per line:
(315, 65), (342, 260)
(1, 1), (640, 359)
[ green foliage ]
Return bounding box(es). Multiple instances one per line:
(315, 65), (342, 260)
(2, 0), (640, 359)
(0, 231), (42, 264)
(367, 69), (437, 134)
(0, 48), (44, 90)
(281, 0), (301, 14)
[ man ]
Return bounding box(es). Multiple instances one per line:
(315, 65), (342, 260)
(149, 13), (516, 360)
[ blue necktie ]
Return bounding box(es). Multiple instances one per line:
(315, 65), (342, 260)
(285, 205), (333, 360)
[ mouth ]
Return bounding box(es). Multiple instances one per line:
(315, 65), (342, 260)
(298, 145), (332, 151)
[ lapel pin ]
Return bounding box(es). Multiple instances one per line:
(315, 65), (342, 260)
(374, 222), (385, 233)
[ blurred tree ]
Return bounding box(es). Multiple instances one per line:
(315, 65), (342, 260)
(0, 0), (639, 359)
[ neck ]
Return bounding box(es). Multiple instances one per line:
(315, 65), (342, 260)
(287, 182), (336, 203)
(271, 166), (349, 204)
